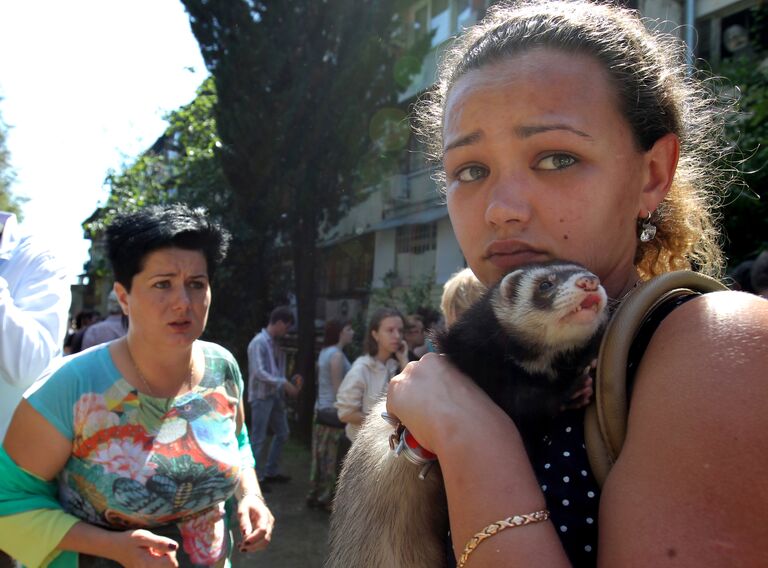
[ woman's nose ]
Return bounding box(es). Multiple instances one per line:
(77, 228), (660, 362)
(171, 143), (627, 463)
(174, 287), (191, 309)
(484, 174), (531, 228)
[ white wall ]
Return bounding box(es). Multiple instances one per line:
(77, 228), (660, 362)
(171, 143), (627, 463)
(372, 229), (397, 288)
(434, 216), (465, 285)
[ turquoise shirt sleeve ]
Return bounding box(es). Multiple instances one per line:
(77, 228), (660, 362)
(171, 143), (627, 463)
(213, 342), (256, 469)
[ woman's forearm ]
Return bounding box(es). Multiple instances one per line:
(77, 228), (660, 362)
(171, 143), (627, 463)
(339, 410), (365, 425)
(59, 521), (179, 566)
(58, 521), (125, 563)
(435, 408), (571, 568)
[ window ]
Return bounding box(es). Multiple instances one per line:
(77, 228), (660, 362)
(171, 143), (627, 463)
(395, 222), (438, 285)
(396, 223), (437, 254)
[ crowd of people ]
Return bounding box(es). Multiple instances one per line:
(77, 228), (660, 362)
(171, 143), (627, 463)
(1, 0), (767, 566)
(0, 193), (484, 567)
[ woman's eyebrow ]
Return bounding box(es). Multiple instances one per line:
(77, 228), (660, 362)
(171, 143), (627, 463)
(444, 131), (482, 153)
(514, 123), (593, 139)
(444, 123), (593, 153)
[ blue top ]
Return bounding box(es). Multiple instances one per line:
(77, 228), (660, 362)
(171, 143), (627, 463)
(315, 345), (351, 410)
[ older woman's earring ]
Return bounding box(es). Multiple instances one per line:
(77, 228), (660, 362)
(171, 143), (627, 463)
(639, 211), (657, 242)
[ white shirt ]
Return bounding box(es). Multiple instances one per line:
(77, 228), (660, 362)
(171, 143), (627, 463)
(0, 212), (71, 440)
(335, 354), (399, 442)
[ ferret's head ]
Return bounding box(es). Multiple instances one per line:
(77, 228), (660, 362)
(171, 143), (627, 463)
(491, 261), (608, 351)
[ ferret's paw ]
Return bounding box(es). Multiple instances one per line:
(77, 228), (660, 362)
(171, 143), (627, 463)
(561, 364), (596, 410)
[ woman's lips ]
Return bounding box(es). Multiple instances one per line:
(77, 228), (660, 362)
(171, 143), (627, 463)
(484, 245), (547, 271)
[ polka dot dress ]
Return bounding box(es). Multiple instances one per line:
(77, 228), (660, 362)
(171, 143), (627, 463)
(445, 408), (600, 567)
(529, 407), (600, 566)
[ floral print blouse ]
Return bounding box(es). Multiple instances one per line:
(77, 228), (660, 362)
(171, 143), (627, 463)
(26, 341), (253, 567)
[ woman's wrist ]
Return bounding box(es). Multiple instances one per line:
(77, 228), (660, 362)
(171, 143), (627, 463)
(431, 400), (520, 458)
(236, 467), (264, 502)
(239, 490), (267, 504)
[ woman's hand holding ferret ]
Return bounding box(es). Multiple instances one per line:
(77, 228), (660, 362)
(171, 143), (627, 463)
(386, 353), (519, 456)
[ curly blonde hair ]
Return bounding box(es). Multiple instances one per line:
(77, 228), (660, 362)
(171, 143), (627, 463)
(413, 0), (736, 279)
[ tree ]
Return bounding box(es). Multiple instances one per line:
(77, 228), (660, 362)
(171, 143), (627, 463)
(0, 102), (27, 219)
(715, 4), (768, 264)
(181, 0), (428, 441)
(82, 78), (266, 359)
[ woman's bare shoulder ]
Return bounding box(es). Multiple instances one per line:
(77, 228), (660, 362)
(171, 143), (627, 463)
(598, 291), (768, 566)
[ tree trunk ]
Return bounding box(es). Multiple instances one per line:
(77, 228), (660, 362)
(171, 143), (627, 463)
(292, 213), (319, 446)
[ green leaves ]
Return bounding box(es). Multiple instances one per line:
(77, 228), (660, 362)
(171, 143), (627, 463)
(0, 102), (27, 220)
(715, 6), (768, 262)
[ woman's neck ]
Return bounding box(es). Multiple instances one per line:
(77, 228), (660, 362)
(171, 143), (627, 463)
(124, 336), (197, 393)
(374, 350), (391, 364)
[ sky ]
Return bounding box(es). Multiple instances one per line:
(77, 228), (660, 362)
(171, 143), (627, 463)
(0, 1), (209, 283)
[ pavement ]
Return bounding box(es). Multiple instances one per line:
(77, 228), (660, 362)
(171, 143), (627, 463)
(233, 438), (331, 568)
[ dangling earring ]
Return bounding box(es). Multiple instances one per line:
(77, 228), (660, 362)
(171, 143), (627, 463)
(639, 211), (657, 243)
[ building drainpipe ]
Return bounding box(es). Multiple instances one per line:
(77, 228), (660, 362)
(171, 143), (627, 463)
(685, 0), (696, 72)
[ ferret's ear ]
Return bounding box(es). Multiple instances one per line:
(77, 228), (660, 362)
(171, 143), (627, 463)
(499, 269), (524, 299)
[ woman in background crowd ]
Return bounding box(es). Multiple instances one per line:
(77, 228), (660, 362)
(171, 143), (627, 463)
(335, 308), (408, 443)
(307, 319), (354, 512)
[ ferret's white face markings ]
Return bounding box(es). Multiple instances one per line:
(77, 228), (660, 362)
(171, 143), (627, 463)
(492, 262), (607, 375)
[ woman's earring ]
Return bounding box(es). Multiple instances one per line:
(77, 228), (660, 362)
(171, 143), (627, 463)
(639, 211), (657, 243)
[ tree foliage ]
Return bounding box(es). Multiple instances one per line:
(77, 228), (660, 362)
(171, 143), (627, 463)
(180, 0), (428, 440)
(716, 4), (768, 263)
(81, 78), (258, 355)
(0, 102), (27, 220)
(83, 77), (229, 237)
(369, 270), (438, 316)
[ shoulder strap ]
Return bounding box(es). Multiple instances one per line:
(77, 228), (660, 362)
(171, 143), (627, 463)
(584, 270), (728, 487)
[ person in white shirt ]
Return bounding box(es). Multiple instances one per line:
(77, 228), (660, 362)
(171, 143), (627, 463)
(80, 290), (127, 350)
(335, 307), (408, 442)
(0, 211), (70, 442)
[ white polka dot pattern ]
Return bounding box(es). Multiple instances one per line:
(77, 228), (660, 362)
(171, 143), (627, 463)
(528, 410), (600, 567)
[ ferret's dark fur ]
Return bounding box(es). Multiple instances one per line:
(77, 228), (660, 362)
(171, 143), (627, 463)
(326, 261), (608, 568)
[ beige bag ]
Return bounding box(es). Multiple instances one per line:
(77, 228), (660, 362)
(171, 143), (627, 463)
(584, 270), (728, 487)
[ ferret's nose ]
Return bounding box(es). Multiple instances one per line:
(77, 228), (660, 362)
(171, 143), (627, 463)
(576, 275), (599, 291)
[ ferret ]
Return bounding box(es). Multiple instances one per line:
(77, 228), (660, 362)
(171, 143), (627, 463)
(326, 260), (608, 568)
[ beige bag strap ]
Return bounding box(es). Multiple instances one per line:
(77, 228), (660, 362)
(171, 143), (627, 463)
(584, 271), (728, 487)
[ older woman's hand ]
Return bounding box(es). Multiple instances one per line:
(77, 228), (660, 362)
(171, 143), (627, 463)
(114, 529), (180, 567)
(386, 353), (503, 456)
(237, 494), (275, 553)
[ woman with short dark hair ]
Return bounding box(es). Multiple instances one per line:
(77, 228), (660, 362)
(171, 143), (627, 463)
(306, 318), (354, 511)
(0, 204), (272, 566)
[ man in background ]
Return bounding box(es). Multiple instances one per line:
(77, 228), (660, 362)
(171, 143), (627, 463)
(0, 211), (70, 442)
(248, 305), (303, 486)
(81, 289), (126, 350)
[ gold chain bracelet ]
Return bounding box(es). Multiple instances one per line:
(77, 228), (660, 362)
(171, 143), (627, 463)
(239, 491), (267, 505)
(457, 509), (550, 568)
